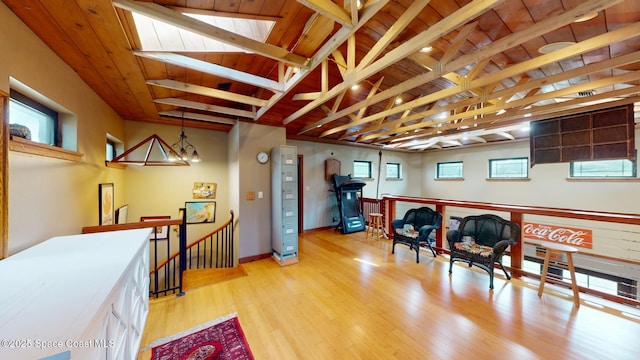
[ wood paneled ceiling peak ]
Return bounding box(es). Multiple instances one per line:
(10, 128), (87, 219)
(3, 0), (640, 151)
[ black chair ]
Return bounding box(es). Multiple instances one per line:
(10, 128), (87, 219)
(447, 214), (520, 289)
(391, 207), (442, 263)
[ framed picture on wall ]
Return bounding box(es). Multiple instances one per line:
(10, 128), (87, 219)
(98, 183), (114, 225)
(185, 201), (216, 224)
(141, 216), (171, 240)
(192, 182), (217, 199)
(115, 204), (128, 224)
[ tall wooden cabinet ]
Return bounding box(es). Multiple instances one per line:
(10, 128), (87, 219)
(271, 145), (299, 265)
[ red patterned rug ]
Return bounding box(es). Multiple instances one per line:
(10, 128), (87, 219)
(149, 313), (254, 360)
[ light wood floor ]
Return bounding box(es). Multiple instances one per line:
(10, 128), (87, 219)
(138, 229), (640, 359)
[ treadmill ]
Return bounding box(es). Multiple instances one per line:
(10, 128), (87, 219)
(331, 174), (367, 234)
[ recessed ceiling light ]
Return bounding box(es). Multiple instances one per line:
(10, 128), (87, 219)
(574, 12), (598, 23)
(538, 42), (576, 54)
(351, 84), (360, 90)
(420, 46), (433, 53)
(395, 97), (403, 104)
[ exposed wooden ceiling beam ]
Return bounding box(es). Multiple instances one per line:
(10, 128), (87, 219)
(159, 110), (237, 126)
(146, 79), (268, 107)
(365, 71), (640, 142)
(289, 0), (498, 126)
(134, 52), (284, 94)
(308, 0), (625, 135)
(254, 0), (390, 120)
(297, 0), (353, 28)
(113, 0), (308, 67)
(357, 0), (432, 70)
(323, 9), (640, 139)
(154, 98), (256, 118)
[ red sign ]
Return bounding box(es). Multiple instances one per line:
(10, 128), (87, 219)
(522, 222), (593, 249)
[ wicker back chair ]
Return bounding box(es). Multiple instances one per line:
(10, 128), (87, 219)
(391, 207), (442, 263)
(447, 214), (520, 289)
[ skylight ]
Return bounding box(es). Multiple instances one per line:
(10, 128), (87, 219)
(132, 12), (275, 53)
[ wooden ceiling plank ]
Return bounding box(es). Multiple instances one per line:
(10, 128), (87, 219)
(134, 52), (283, 93)
(291, 0), (498, 127)
(357, 0), (432, 70)
(146, 79), (268, 107)
(318, 0), (632, 137)
(113, 0), (308, 67)
(154, 97), (256, 118)
(297, 0), (353, 27)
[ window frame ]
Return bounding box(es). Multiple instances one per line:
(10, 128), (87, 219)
(353, 160), (372, 178)
(436, 161), (464, 179)
(9, 89), (59, 147)
(488, 157), (529, 179)
(386, 162), (401, 179)
(569, 157), (637, 178)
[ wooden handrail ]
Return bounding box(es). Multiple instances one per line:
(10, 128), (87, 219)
(151, 210), (235, 274)
(82, 219), (183, 234)
(382, 195), (640, 306)
(382, 195), (640, 225)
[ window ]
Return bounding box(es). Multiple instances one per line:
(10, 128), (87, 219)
(436, 161), (463, 179)
(9, 90), (58, 146)
(106, 141), (116, 161)
(386, 162), (401, 179)
(489, 157), (528, 178)
(570, 158), (636, 178)
(353, 160), (372, 178)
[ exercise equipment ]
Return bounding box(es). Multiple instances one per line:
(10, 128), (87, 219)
(331, 174), (366, 234)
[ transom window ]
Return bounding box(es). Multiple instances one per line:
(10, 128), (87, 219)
(436, 161), (463, 179)
(386, 162), (401, 179)
(488, 157), (528, 178)
(570, 158), (636, 178)
(353, 160), (372, 178)
(9, 90), (58, 146)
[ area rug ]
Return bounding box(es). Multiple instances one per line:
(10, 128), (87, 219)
(148, 313), (254, 360)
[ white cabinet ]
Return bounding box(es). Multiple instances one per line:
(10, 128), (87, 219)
(0, 228), (151, 360)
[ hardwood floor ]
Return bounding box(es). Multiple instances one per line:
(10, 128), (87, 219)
(138, 229), (640, 359)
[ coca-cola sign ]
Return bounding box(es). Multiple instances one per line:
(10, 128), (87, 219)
(522, 222), (593, 249)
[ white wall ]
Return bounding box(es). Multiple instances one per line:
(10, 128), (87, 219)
(421, 133), (640, 213)
(288, 140), (423, 230)
(233, 122), (286, 258)
(123, 121), (230, 245)
(2, 3), (126, 254)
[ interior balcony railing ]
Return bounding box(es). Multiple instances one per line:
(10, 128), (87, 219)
(375, 195), (640, 308)
(82, 209), (235, 298)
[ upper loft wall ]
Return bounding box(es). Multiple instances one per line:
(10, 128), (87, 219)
(1, 3), (127, 254)
(123, 121), (230, 245)
(288, 140), (423, 230)
(421, 129), (640, 214)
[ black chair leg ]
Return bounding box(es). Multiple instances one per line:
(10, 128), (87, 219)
(489, 267), (495, 289)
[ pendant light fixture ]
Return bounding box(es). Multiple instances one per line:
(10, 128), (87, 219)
(169, 111), (200, 163)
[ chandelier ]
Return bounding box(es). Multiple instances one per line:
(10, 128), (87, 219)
(169, 114), (200, 162)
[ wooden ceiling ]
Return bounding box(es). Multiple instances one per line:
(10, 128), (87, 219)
(4, 0), (640, 151)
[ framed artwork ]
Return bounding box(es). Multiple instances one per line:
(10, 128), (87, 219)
(115, 204), (128, 224)
(99, 183), (114, 225)
(185, 201), (216, 224)
(193, 182), (217, 199)
(141, 216), (171, 240)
